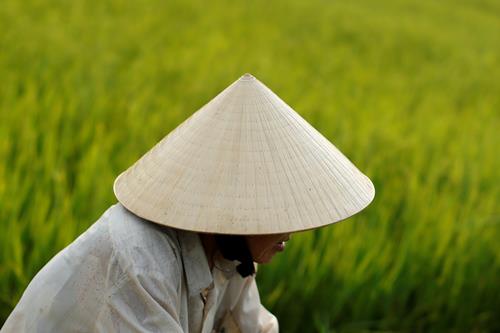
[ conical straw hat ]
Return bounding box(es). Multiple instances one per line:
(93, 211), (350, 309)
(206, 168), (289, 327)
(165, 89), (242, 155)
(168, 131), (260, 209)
(114, 73), (375, 235)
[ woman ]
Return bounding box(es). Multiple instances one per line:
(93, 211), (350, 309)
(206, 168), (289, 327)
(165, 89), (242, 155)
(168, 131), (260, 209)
(2, 73), (374, 332)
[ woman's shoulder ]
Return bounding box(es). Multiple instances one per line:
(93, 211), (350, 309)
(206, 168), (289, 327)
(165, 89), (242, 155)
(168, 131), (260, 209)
(103, 203), (184, 278)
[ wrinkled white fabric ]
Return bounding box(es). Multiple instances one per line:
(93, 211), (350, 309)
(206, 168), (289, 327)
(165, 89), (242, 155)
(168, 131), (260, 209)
(1, 203), (278, 333)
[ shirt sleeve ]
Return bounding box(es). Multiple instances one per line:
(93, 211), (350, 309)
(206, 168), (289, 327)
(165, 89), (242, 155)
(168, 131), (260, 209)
(95, 213), (187, 332)
(1, 208), (187, 333)
(231, 274), (279, 333)
(1, 248), (186, 333)
(94, 270), (185, 332)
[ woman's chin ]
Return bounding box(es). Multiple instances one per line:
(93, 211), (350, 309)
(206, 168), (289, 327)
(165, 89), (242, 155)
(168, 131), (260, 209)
(254, 253), (277, 264)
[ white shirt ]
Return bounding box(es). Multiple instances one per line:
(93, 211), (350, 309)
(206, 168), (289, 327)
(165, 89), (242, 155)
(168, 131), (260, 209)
(1, 203), (278, 333)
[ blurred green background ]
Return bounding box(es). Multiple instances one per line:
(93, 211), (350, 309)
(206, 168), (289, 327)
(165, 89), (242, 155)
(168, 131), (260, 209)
(1, 0), (499, 331)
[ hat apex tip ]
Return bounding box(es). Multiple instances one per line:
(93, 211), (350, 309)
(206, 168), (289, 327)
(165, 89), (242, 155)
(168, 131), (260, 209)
(240, 73), (255, 80)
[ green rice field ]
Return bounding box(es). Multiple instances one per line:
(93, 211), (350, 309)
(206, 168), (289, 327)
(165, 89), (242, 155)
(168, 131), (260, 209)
(1, 0), (499, 331)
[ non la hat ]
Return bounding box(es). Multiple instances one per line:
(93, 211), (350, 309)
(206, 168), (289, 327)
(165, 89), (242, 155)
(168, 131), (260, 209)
(113, 73), (375, 235)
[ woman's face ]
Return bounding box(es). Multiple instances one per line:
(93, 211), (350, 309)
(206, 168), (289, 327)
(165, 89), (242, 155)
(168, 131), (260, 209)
(245, 233), (291, 264)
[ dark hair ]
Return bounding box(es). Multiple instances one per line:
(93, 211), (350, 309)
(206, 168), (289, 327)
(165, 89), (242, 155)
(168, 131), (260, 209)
(214, 235), (255, 278)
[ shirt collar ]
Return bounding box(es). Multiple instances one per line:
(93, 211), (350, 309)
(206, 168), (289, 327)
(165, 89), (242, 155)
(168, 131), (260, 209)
(176, 229), (213, 297)
(176, 230), (239, 296)
(213, 251), (239, 280)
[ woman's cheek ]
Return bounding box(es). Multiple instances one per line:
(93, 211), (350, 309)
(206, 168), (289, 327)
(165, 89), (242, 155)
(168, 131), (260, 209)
(256, 247), (276, 263)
